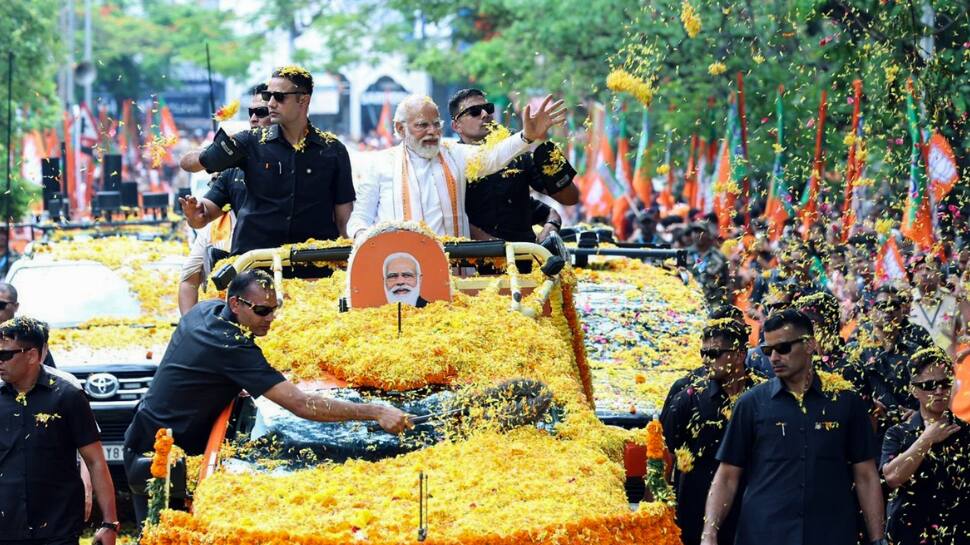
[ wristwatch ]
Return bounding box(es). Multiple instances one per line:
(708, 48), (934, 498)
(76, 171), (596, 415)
(520, 132), (535, 144)
(99, 521), (120, 533)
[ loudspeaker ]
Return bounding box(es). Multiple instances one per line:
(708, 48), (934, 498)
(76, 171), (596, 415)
(120, 182), (139, 208)
(93, 191), (122, 215)
(142, 192), (169, 210)
(102, 154), (122, 191)
(41, 158), (61, 209)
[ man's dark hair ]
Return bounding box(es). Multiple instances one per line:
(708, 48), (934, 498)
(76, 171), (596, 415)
(794, 292), (840, 333)
(0, 316), (48, 350)
(909, 346), (952, 378)
(448, 88), (486, 119)
(0, 282), (18, 302)
(227, 270), (274, 301)
(763, 308), (815, 337)
(250, 82), (269, 96)
(271, 66), (314, 95)
(709, 304), (744, 323)
(703, 317), (748, 349)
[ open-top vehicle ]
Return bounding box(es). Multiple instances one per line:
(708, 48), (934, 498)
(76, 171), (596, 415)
(140, 223), (696, 545)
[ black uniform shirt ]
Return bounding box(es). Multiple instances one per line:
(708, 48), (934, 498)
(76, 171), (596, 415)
(0, 367), (100, 540)
(881, 413), (970, 545)
(716, 374), (878, 545)
(204, 166), (248, 213)
(465, 141), (572, 243)
(124, 299), (285, 456)
(199, 124), (355, 254)
(662, 375), (757, 545)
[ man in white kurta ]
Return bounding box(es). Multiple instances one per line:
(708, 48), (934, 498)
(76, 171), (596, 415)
(347, 94), (566, 239)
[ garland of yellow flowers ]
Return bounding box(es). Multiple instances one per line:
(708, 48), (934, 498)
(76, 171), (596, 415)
(146, 428), (174, 526)
(465, 122), (512, 181)
(644, 420), (675, 504)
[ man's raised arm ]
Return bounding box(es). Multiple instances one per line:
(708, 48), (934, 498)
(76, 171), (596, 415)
(263, 380), (411, 433)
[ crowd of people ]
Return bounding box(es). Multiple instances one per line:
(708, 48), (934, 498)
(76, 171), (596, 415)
(1, 61), (968, 545)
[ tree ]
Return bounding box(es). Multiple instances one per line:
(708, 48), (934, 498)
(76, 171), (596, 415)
(86, 0), (264, 105)
(0, 1), (61, 221)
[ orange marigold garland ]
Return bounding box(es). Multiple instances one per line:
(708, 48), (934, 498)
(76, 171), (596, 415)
(146, 428), (175, 526)
(644, 419), (675, 505)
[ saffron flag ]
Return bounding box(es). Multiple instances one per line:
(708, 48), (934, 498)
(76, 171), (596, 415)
(799, 90), (828, 239)
(712, 95), (744, 238)
(682, 133), (699, 209)
(874, 237), (906, 286)
(765, 86), (794, 241)
(631, 109), (652, 205)
(78, 103), (99, 149)
(841, 80), (865, 243)
(927, 132), (959, 202)
(900, 79), (933, 251)
(375, 94), (394, 148)
(158, 97), (179, 142)
(614, 106), (633, 190)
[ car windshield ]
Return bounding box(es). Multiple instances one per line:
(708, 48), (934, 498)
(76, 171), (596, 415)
(9, 261), (172, 328)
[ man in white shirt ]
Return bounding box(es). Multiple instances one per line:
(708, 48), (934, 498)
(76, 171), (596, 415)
(908, 253), (970, 358)
(347, 94), (566, 238)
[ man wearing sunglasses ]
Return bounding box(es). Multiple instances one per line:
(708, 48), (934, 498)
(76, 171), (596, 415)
(178, 83), (271, 314)
(124, 270), (410, 527)
(881, 346), (969, 544)
(346, 93), (567, 239)
(180, 65), (356, 256)
(0, 317), (119, 545)
(661, 317), (754, 545)
(447, 89), (578, 244)
(703, 309), (886, 545)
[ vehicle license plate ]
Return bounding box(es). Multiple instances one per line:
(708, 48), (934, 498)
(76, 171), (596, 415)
(103, 443), (125, 462)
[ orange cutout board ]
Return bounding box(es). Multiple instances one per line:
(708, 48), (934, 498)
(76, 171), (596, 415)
(347, 227), (452, 309)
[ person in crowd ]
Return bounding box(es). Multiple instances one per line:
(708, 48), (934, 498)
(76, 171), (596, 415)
(124, 270), (410, 527)
(661, 317), (755, 545)
(688, 219), (729, 308)
(702, 309), (886, 545)
(447, 88), (578, 243)
(179, 66), (356, 254)
(0, 317), (119, 545)
(661, 305), (749, 417)
(881, 346), (970, 544)
(794, 291), (870, 397)
(908, 253), (970, 358)
(178, 83), (271, 313)
(346, 93), (566, 239)
(855, 288), (936, 437)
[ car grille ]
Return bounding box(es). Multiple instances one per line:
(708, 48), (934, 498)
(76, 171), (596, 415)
(76, 372), (153, 403)
(95, 409), (135, 443)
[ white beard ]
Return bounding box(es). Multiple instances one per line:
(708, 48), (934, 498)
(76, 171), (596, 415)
(385, 284), (420, 306)
(404, 127), (440, 159)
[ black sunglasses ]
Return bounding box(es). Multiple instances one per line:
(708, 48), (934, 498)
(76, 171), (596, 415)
(249, 107), (270, 118)
(260, 91), (307, 103)
(0, 300), (15, 311)
(454, 102), (495, 120)
(0, 347), (31, 361)
(236, 297), (278, 317)
(701, 348), (737, 360)
(912, 378), (952, 391)
(760, 336), (810, 357)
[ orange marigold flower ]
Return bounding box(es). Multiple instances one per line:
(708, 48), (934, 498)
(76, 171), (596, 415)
(645, 419), (666, 460)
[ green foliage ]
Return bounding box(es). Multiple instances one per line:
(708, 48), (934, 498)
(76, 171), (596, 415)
(88, 1), (263, 103)
(0, 1), (61, 220)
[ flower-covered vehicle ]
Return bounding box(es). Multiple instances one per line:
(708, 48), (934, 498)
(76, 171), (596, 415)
(5, 236), (186, 476)
(142, 225), (699, 545)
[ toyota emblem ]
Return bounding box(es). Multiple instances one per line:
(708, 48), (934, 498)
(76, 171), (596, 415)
(85, 373), (120, 400)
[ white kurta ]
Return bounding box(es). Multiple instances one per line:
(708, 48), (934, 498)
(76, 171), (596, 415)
(347, 133), (535, 238)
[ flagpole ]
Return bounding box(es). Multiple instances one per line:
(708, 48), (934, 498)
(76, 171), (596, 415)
(841, 79), (863, 242)
(800, 89), (828, 240)
(5, 52), (12, 270)
(205, 43), (217, 133)
(736, 72), (750, 229)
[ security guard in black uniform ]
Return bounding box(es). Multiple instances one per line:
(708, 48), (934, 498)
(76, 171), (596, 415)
(179, 66), (355, 256)
(448, 89), (578, 244)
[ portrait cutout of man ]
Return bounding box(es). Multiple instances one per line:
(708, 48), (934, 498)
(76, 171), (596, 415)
(383, 252), (428, 307)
